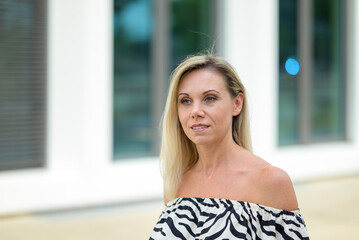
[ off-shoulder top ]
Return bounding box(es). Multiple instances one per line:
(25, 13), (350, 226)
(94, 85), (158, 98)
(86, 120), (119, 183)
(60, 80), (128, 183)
(150, 197), (309, 240)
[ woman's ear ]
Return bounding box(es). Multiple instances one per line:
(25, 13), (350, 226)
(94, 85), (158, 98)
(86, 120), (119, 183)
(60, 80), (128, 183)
(233, 92), (244, 116)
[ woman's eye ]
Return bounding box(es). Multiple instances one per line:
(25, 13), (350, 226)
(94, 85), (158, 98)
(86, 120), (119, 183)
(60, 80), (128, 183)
(204, 96), (217, 103)
(180, 98), (191, 104)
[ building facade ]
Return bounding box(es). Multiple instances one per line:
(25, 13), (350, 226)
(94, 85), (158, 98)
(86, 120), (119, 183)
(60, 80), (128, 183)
(0, 0), (358, 215)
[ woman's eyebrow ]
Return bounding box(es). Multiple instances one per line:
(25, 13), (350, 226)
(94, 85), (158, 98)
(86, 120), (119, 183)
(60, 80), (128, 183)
(178, 90), (220, 97)
(203, 89), (220, 95)
(178, 92), (189, 97)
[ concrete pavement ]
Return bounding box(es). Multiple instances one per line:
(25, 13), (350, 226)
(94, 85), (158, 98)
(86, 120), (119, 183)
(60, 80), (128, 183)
(0, 175), (358, 239)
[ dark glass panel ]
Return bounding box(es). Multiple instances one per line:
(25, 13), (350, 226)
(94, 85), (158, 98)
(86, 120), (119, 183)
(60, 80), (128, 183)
(171, 0), (212, 68)
(113, 0), (153, 158)
(311, 0), (345, 141)
(278, 0), (300, 145)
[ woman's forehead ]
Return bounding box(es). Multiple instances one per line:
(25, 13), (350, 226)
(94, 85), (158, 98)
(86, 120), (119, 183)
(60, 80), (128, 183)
(178, 69), (226, 93)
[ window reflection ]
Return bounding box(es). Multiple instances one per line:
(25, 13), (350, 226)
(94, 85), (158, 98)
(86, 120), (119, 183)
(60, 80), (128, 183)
(171, 0), (212, 68)
(113, 0), (213, 159)
(311, 0), (345, 141)
(278, 0), (346, 145)
(114, 0), (153, 158)
(279, 0), (299, 145)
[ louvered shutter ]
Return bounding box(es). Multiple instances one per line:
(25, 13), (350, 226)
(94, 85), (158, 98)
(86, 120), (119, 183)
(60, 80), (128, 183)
(0, 0), (47, 170)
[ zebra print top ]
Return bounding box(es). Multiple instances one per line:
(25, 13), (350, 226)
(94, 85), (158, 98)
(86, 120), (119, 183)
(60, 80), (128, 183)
(150, 197), (309, 240)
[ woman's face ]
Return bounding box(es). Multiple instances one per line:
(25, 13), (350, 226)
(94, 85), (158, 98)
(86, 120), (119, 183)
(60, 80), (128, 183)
(177, 68), (243, 146)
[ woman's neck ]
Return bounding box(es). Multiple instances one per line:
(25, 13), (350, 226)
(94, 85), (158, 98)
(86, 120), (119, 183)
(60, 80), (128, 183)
(195, 138), (240, 177)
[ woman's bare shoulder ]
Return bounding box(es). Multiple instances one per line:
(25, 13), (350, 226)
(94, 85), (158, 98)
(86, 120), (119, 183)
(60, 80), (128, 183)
(236, 150), (298, 210)
(255, 164), (299, 211)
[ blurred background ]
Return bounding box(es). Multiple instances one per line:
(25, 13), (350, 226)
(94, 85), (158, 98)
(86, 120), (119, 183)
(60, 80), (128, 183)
(0, 0), (359, 239)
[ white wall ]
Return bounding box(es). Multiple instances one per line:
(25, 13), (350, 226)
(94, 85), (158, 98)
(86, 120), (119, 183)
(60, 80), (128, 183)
(0, 0), (358, 215)
(223, 0), (278, 158)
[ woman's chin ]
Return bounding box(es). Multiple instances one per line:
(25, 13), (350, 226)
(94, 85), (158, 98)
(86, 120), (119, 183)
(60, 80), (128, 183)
(190, 137), (214, 146)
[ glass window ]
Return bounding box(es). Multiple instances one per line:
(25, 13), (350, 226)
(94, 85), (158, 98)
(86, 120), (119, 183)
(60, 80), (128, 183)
(171, 0), (212, 68)
(278, 0), (346, 145)
(279, 0), (299, 145)
(114, 0), (153, 158)
(113, 0), (214, 159)
(0, 0), (47, 171)
(311, 0), (345, 141)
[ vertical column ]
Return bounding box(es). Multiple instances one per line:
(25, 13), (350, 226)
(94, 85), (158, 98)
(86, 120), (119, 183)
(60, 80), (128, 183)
(212, 0), (224, 55)
(222, 0), (278, 157)
(350, 0), (359, 147)
(82, 0), (112, 169)
(152, 0), (170, 154)
(298, 0), (312, 144)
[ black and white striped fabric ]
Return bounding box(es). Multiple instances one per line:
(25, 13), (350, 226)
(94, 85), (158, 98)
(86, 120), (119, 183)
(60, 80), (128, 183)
(150, 197), (309, 240)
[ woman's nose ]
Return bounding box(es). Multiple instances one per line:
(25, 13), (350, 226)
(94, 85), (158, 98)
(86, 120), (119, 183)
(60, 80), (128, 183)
(191, 102), (205, 118)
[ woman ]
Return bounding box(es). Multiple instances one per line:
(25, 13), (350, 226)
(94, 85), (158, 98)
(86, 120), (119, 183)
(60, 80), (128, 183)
(150, 55), (309, 239)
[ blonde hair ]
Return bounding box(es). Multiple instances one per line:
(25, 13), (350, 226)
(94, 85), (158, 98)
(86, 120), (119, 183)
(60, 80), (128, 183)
(160, 54), (252, 201)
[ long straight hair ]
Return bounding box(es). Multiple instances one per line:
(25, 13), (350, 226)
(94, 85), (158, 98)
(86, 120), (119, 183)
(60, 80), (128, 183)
(160, 54), (252, 201)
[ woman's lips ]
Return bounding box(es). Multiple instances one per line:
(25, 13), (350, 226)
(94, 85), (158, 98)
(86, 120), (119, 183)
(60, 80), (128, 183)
(190, 124), (209, 133)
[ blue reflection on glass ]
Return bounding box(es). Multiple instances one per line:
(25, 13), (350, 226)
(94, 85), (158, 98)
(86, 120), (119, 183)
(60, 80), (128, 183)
(119, 0), (153, 42)
(285, 58), (300, 75)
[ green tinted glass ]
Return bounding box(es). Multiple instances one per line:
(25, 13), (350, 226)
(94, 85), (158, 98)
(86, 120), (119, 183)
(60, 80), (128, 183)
(278, 0), (346, 145)
(114, 0), (153, 158)
(113, 0), (213, 159)
(311, 0), (345, 141)
(171, 0), (212, 68)
(278, 0), (300, 145)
